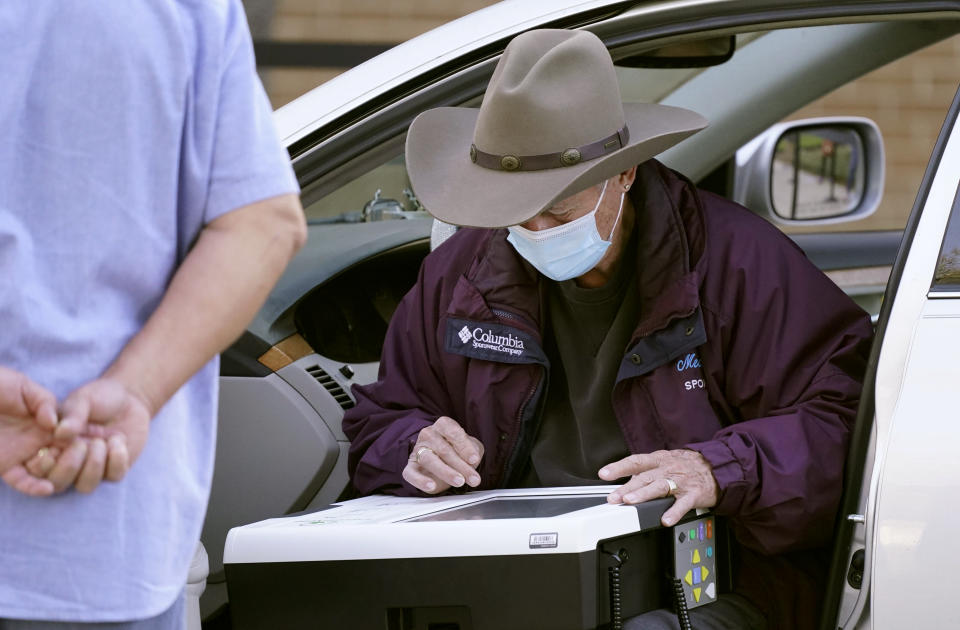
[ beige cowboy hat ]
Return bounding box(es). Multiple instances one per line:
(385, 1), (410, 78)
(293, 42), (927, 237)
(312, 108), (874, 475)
(405, 29), (708, 228)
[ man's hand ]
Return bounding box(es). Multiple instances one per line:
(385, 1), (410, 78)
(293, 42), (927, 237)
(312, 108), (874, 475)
(0, 367), (58, 496)
(47, 378), (151, 493)
(402, 416), (484, 494)
(599, 449), (719, 527)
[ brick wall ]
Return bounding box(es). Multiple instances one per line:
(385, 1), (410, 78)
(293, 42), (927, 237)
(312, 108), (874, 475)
(261, 0), (500, 108)
(271, 0), (499, 41)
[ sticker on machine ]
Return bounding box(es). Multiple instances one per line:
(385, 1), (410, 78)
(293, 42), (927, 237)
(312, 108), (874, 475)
(529, 532), (558, 549)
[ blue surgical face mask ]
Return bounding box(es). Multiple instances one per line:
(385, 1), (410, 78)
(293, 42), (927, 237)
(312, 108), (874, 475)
(507, 180), (625, 281)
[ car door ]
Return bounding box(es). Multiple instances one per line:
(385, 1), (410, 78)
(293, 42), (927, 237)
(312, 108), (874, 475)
(825, 82), (960, 628)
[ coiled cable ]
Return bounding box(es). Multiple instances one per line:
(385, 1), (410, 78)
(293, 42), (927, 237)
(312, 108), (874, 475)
(671, 577), (693, 630)
(606, 547), (628, 630)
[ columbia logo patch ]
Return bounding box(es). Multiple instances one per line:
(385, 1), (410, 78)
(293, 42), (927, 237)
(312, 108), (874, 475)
(444, 317), (547, 366)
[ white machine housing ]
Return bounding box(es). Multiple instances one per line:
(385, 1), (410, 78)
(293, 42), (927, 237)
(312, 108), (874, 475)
(224, 487), (720, 630)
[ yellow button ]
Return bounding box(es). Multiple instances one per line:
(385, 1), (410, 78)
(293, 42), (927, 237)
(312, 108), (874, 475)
(692, 549), (701, 564)
(693, 587), (702, 603)
(685, 570), (693, 586)
(701, 566), (710, 581)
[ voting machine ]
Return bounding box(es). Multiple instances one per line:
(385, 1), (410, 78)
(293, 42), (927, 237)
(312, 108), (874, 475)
(224, 486), (727, 629)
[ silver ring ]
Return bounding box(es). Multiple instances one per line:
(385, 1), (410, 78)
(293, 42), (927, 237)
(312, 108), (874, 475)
(665, 478), (678, 496)
(410, 445), (433, 464)
(35, 448), (49, 461)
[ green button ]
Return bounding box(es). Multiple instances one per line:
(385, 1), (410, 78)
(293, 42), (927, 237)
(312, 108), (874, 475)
(690, 529), (697, 540)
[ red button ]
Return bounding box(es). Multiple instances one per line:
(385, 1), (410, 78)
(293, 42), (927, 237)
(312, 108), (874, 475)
(706, 519), (713, 539)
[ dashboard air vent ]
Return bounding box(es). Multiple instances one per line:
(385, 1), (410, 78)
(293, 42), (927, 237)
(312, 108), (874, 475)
(306, 365), (355, 410)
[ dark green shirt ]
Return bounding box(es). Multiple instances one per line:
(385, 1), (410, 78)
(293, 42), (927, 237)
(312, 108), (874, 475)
(523, 242), (639, 487)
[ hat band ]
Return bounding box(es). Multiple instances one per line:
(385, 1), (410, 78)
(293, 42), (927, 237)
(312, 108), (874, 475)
(470, 125), (630, 172)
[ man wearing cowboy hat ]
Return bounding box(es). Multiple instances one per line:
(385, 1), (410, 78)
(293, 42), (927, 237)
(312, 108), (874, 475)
(343, 29), (871, 629)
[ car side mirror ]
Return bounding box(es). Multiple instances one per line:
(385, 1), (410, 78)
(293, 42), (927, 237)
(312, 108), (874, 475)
(732, 117), (885, 226)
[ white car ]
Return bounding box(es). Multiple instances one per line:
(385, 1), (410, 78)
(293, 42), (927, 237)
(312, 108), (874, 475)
(200, 1), (960, 628)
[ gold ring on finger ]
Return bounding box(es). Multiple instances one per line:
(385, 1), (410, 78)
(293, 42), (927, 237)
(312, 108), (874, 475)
(36, 448), (48, 461)
(411, 445), (434, 464)
(665, 478), (678, 496)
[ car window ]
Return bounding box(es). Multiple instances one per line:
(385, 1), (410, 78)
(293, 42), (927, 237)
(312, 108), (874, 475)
(761, 32), (960, 310)
(782, 33), (960, 234)
(933, 188), (960, 291)
(299, 58), (720, 226)
(301, 24), (960, 241)
(300, 34), (761, 226)
(304, 154), (423, 225)
(615, 32), (764, 104)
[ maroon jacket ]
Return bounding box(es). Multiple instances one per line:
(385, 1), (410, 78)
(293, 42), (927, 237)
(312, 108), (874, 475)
(343, 160), (872, 628)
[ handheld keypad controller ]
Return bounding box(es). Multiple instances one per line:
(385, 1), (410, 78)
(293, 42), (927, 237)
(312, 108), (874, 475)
(673, 515), (718, 608)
